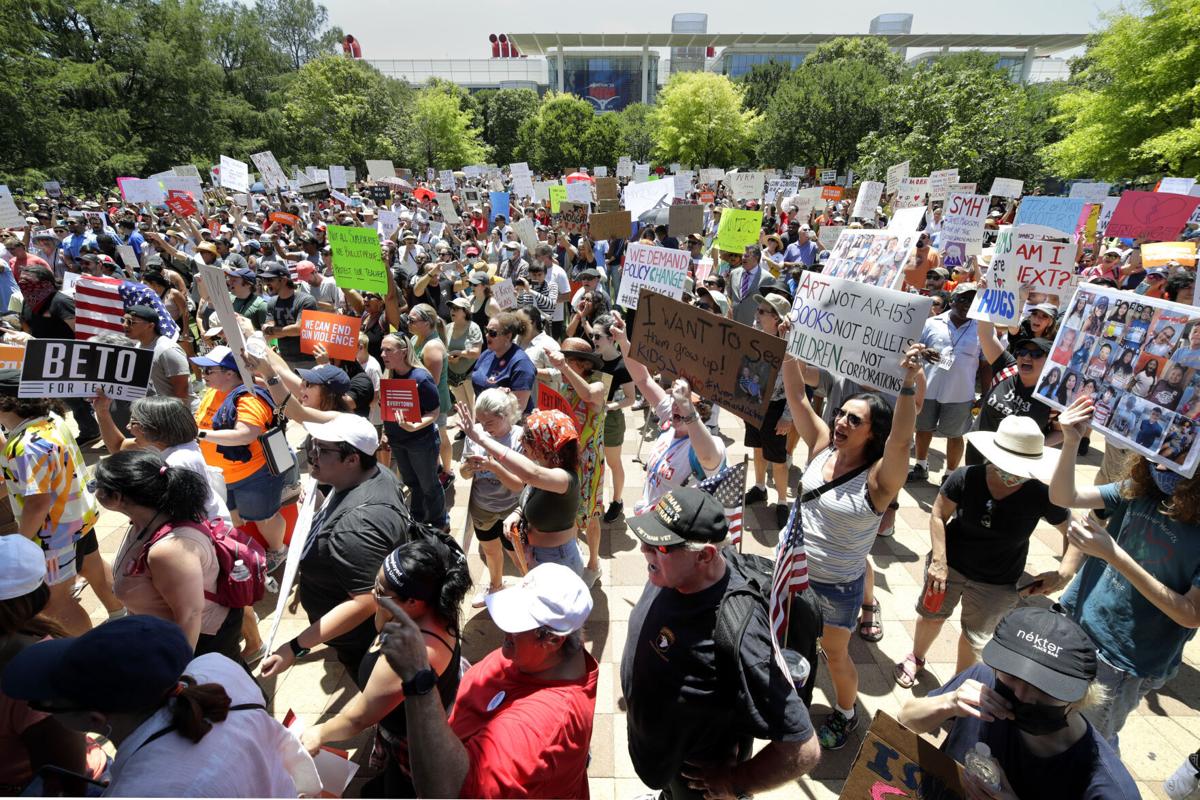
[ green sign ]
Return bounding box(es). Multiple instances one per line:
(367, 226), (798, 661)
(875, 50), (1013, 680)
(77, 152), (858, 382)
(549, 184), (567, 213)
(328, 225), (387, 294)
(715, 209), (763, 253)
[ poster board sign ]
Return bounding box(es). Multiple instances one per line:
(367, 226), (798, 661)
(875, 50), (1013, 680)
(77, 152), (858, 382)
(616, 242), (690, 309)
(634, 164), (650, 182)
(1036, 285), (1200, 478)
(0, 344), (25, 370)
(365, 160), (396, 181)
(172, 164), (202, 179)
(672, 172), (694, 199)
(513, 175), (535, 200)
(852, 181), (884, 220)
(593, 166), (608, 178)
(766, 177), (800, 199)
(436, 192), (460, 223)
(329, 165), (348, 189)
(489, 192), (510, 224)
(493, 278), (518, 310)
(165, 190), (196, 217)
(116, 245), (138, 275)
(839, 712), (964, 799)
(817, 225), (845, 250)
(533, 180), (556, 204)
(946, 181), (977, 195)
(116, 178), (162, 206)
(0, 186), (24, 228)
(989, 177), (1024, 199)
(261, 476), (318, 657)
(380, 378), (421, 424)
(219, 155), (249, 193)
(513, 218), (539, 253)
(566, 182), (591, 206)
(1096, 196), (1121, 236)
(438, 170), (456, 190)
(928, 168), (959, 202)
(43, 181), (62, 198)
(299, 311), (362, 362)
(715, 209), (763, 253)
(895, 177), (929, 209)
(726, 171), (765, 201)
(885, 161), (910, 194)
(942, 193), (990, 247)
(628, 291), (784, 427)
(821, 185), (845, 202)
(1143, 241), (1198, 267)
(787, 272), (930, 394)
(1069, 182), (1113, 202)
(819, 169), (837, 185)
(668, 204), (703, 237)
(548, 184), (568, 213)
(1105, 190), (1200, 242)
(327, 225), (387, 294)
(1008, 225), (1078, 291)
(537, 383), (573, 416)
(199, 265), (255, 388)
(968, 225), (1020, 327)
(269, 211), (300, 228)
(558, 201), (589, 234)
(823, 229), (919, 290)
(19, 339), (153, 400)
(1014, 196), (1088, 236)
(589, 210), (631, 240)
(1159, 177), (1198, 195)
(624, 180), (672, 220)
(616, 158), (634, 179)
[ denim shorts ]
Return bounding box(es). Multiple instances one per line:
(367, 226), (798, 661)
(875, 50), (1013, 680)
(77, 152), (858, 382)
(809, 572), (867, 630)
(530, 541), (584, 577)
(226, 464), (287, 522)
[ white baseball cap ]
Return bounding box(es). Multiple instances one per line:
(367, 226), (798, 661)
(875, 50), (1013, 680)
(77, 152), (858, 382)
(486, 563), (593, 635)
(0, 535), (47, 600)
(303, 413), (379, 456)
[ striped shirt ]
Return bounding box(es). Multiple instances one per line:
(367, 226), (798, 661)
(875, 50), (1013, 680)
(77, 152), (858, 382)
(799, 446), (882, 585)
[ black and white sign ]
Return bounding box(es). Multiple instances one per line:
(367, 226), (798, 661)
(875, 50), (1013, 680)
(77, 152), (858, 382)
(19, 339), (153, 400)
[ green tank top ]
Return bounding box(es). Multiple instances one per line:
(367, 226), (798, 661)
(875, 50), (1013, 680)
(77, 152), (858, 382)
(413, 334), (452, 413)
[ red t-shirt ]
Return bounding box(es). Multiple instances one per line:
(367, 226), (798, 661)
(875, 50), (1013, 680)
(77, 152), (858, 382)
(450, 648), (598, 799)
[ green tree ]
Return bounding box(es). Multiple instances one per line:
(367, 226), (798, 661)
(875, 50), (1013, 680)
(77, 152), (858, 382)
(651, 72), (758, 168)
(736, 60), (794, 115)
(483, 88), (542, 164)
(617, 103), (656, 162)
(1044, 0), (1200, 179)
(521, 93), (594, 173)
(256, 0), (342, 70)
(804, 36), (904, 81)
(405, 84), (490, 171)
(580, 113), (624, 169)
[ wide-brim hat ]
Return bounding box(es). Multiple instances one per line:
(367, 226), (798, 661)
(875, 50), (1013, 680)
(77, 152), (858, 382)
(963, 415), (1058, 481)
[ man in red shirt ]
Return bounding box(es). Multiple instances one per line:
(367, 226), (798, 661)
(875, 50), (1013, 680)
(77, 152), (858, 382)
(379, 563), (599, 798)
(3, 237), (50, 282)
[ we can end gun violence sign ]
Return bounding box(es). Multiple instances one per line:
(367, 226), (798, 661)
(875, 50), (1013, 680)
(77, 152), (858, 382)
(628, 290), (784, 427)
(20, 339), (153, 400)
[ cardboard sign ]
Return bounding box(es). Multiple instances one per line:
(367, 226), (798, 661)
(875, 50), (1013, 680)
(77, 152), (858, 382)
(165, 190), (196, 217)
(589, 210), (632, 240)
(595, 177), (619, 200)
(219, 155), (249, 193)
(726, 171), (765, 201)
(629, 291), (785, 427)
(493, 278), (518, 310)
(1143, 241), (1198, 267)
(942, 193), (990, 247)
(558, 201), (589, 234)
(537, 383), (573, 416)
(269, 211), (301, 228)
(548, 184), (568, 213)
(715, 209), (763, 253)
(365, 160), (396, 181)
(299, 311), (362, 362)
(787, 272), (930, 394)
(380, 378), (420, 424)
(852, 181), (884, 220)
(1014, 196), (1088, 236)
(0, 343), (26, 370)
(19, 339), (153, 400)
(885, 161), (910, 194)
(327, 225), (387, 294)
(928, 168), (959, 201)
(839, 712), (964, 799)
(668, 204), (703, 238)
(1036, 285), (1200, 477)
(968, 225), (1020, 327)
(617, 242), (690, 309)
(989, 177), (1024, 199)
(823, 229), (919, 290)
(1105, 190), (1200, 242)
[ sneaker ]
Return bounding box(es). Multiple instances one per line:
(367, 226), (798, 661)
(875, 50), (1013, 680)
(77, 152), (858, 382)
(744, 485), (768, 506)
(472, 585), (502, 609)
(75, 433), (102, 448)
(603, 500), (624, 523)
(877, 525), (895, 538)
(265, 546), (288, 574)
(774, 503), (790, 529)
(818, 709), (860, 750)
(906, 463), (929, 483)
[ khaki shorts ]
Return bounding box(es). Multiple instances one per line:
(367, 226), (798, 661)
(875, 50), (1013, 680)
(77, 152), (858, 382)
(915, 556), (1019, 652)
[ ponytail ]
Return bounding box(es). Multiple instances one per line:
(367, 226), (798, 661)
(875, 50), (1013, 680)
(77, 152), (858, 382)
(94, 450), (210, 522)
(169, 675), (232, 743)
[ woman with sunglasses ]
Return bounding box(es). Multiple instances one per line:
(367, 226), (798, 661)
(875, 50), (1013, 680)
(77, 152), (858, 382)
(781, 344), (923, 750)
(472, 311), (536, 415)
(359, 266), (404, 365)
(408, 304), (454, 484)
(380, 333), (447, 529)
(299, 539), (469, 796)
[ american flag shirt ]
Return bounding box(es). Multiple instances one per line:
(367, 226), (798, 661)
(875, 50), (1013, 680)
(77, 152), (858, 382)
(74, 275), (180, 341)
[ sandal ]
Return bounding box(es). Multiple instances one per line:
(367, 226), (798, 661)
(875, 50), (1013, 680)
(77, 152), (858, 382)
(858, 601), (883, 642)
(894, 653), (926, 688)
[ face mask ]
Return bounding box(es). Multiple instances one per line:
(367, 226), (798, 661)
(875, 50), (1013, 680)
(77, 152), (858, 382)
(993, 679), (1072, 735)
(1151, 467), (1184, 497)
(993, 466), (1028, 487)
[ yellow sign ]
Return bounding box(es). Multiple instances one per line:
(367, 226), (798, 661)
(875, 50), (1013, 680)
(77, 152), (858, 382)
(1142, 240), (1198, 267)
(716, 209), (763, 253)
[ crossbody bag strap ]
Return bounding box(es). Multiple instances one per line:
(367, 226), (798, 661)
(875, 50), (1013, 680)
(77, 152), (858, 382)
(797, 458), (870, 505)
(128, 702), (267, 758)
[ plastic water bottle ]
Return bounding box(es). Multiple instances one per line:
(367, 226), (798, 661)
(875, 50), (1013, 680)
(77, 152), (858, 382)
(964, 742), (1002, 793)
(230, 559), (250, 582)
(1165, 751), (1200, 800)
(246, 332), (268, 359)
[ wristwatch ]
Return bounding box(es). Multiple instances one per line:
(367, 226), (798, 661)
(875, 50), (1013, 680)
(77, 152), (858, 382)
(288, 637), (311, 659)
(403, 668), (438, 696)
(899, 385), (916, 396)
(267, 376), (281, 386)
(197, 430), (208, 439)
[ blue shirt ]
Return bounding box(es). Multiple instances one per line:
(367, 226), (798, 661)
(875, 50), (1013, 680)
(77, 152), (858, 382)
(1061, 482), (1200, 678)
(472, 345), (536, 413)
(63, 232), (95, 260)
(0, 263), (17, 310)
(381, 367), (440, 447)
(782, 240), (818, 266)
(122, 230), (146, 259)
(929, 664), (1138, 800)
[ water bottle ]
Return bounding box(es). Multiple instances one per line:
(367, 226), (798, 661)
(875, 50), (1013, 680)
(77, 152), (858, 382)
(246, 332), (268, 359)
(963, 742), (1002, 794)
(230, 559), (251, 582)
(1165, 751), (1200, 800)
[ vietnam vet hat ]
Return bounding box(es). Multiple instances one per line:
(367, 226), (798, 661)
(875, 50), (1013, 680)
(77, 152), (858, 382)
(982, 606), (1097, 702)
(628, 487), (728, 547)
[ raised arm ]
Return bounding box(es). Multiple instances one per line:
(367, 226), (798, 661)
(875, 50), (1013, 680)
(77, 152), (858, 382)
(977, 319), (1005, 364)
(782, 358), (829, 456)
(455, 400), (572, 494)
(868, 344), (923, 505)
(1048, 397), (1106, 509)
(609, 311), (668, 410)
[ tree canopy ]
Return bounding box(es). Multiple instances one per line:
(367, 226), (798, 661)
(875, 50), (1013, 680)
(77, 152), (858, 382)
(652, 72), (759, 168)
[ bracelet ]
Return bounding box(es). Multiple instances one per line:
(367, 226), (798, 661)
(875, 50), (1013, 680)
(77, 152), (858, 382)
(899, 385), (916, 396)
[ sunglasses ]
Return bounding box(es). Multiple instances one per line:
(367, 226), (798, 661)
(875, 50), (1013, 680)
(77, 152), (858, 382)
(834, 408), (864, 428)
(651, 542), (686, 555)
(695, 303), (713, 312)
(485, 329), (500, 337)
(1014, 348), (1045, 359)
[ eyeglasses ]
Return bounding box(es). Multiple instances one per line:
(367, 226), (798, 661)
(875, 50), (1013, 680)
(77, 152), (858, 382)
(306, 441), (342, 458)
(652, 542), (686, 555)
(485, 329), (500, 337)
(834, 408), (864, 428)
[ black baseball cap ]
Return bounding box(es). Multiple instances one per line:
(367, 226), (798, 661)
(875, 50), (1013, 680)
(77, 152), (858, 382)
(125, 304), (158, 323)
(982, 606), (1097, 702)
(0, 367), (20, 397)
(259, 263), (291, 279)
(1011, 336), (1052, 354)
(629, 487), (727, 547)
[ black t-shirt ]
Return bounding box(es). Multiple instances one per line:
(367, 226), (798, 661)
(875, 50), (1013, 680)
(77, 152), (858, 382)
(24, 292), (75, 339)
(974, 352), (1052, 436)
(601, 354), (633, 402)
(266, 291), (318, 360)
(620, 558), (814, 789)
(347, 371), (374, 418)
(942, 466), (1069, 585)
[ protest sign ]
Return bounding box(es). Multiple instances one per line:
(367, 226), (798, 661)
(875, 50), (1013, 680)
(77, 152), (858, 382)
(364, 185), (390, 205)
(165, 190), (196, 217)
(699, 167), (725, 186)
(379, 378), (421, 424)
(43, 181), (61, 198)
(260, 476), (317, 657)
(852, 181), (884, 221)
(537, 383), (573, 416)
(819, 169), (837, 185)
(312, 168), (330, 188)
(1007, 225), (1077, 291)
(616, 242), (690, 309)
(509, 162), (530, 177)
(928, 168), (959, 202)
(838, 712), (964, 800)
(593, 166), (608, 177)
(1159, 177), (1197, 195)
(116, 178), (163, 206)
(548, 184), (568, 213)
(1105, 190), (1200, 242)
(365, 160), (396, 181)
(787, 270), (930, 395)
(673, 173), (693, 199)
(219, 155), (249, 193)
(821, 186), (845, 202)
(435, 192), (460, 223)
(894, 177), (929, 209)
(942, 192), (989, 247)
(1143, 241), (1198, 267)
(634, 163), (651, 182)
(616, 157), (634, 178)
(699, 191), (716, 205)
(889, 206), (929, 236)
(817, 225), (844, 250)
(298, 178), (329, 199)
(0, 344), (24, 370)
(1014, 196), (1088, 236)
(1096, 196), (1120, 236)
(299, 311), (362, 362)
(1069, 181), (1113, 202)
(19, 339), (153, 400)
(823, 229), (919, 290)
(629, 291), (784, 426)
(377, 210), (400, 239)
(513, 218), (539, 253)
(726, 171), (765, 201)
(624, 180), (672, 220)
(438, 169), (456, 190)
(946, 181), (977, 195)
(329, 165), (347, 189)
(668, 204), (703, 238)
(715, 209), (763, 253)
(595, 177), (618, 200)
(0, 185), (24, 228)
(589, 211), (631, 240)
(1037, 285), (1200, 477)
(566, 182), (591, 206)
(766, 177), (800, 199)
(968, 225), (1020, 327)
(513, 175), (535, 200)
(558, 201), (589, 234)
(492, 278), (518, 310)
(199, 265), (255, 387)
(489, 191), (510, 224)
(989, 177), (1024, 199)
(116, 245), (138, 275)
(885, 161), (910, 194)
(172, 164), (201, 179)
(269, 211), (301, 228)
(533, 180), (555, 204)
(328, 225), (387, 294)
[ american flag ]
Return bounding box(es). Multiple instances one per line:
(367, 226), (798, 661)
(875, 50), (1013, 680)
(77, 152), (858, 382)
(74, 275), (180, 341)
(697, 459), (747, 547)
(770, 501), (810, 644)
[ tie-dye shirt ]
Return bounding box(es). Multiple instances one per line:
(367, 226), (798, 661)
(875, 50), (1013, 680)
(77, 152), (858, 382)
(1, 414), (99, 551)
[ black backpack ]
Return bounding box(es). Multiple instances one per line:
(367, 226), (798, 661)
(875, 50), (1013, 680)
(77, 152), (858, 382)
(714, 548), (823, 708)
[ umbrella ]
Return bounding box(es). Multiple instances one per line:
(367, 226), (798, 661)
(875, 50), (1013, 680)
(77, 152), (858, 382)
(565, 172), (595, 184)
(638, 206), (671, 226)
(379, 177), (413, 190)
(413, 187), (437, 203)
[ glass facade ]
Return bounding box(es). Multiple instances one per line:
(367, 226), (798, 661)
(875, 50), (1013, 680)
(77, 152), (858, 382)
(720, 52), (807, 78)
(548, 55), (657, 112)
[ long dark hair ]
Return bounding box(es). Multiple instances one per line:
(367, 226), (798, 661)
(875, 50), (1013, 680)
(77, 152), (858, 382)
(383, 539), (471, 638)
(0, 584), (68, 639)
(843, 392), (893, 465)
(93, 450), (209, 522)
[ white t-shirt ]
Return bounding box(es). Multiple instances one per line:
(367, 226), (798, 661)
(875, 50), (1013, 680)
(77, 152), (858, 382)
(360, 355), (383, 425)
(635, 397), (726, 515)
(161, 442), (232, 525)
(550, 263), (571, 322)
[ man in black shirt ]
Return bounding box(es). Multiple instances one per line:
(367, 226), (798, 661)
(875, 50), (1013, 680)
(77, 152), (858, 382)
(968, 322), (1060, 465)
(621, 488), (820, 799)
(261, 261), (318, 367)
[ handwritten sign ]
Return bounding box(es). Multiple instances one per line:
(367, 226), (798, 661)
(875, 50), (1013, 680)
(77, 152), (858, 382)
(379, 378), (420, 424)
(787, 272), (930, 395)
(1014, 196), (1088, 236)
(885, 161), (910, 194)
(219, 155), (249, 193)
(549, 184), (568, 213)
(1008, 225), (1077, 291)
(565, 182), (591, 206)
(1105, 190), (1200, 242)
(817, 225), (845, 251)
(299, 311), (362, 362)
(616, 242), (690, 309)
(823, 229), (919, 290)
(19, 339), (153, 400)
(493, 278), (517, 310)
(558, 201), (589, 234)
(942, 193), (990, 247)
(895, 177), (929, 209)
(365, 160), (396, 181)
(624, 180), (672, 220)
(989, 177), (1024, 199)
(715, 209), (763, 253)
(969, 225), (1020, 327)
(839, 712), (964, 799)
(928, 168), (959, 201)
(629, 291), (784, 427)
(852, 181), (884, 221)
(327, 225), (387, 294)
(726, 171), (765, 201)
(1069, 182), (1112, 202)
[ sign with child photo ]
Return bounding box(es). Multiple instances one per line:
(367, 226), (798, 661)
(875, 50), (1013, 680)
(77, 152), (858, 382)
(1035, 285), (1200, 476)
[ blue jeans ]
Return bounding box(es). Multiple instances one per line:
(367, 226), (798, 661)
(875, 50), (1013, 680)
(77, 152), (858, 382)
(530, 541), (584, 576)
(392, 440), (446, 526)
(226, 464), (286, 522)
(809, 572), (867, 630)
(1083, 653), (1174, 752)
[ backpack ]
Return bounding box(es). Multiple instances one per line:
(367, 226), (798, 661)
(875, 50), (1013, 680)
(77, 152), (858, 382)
(714, 548), (823, 708)
(137, 518), (268, 608)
